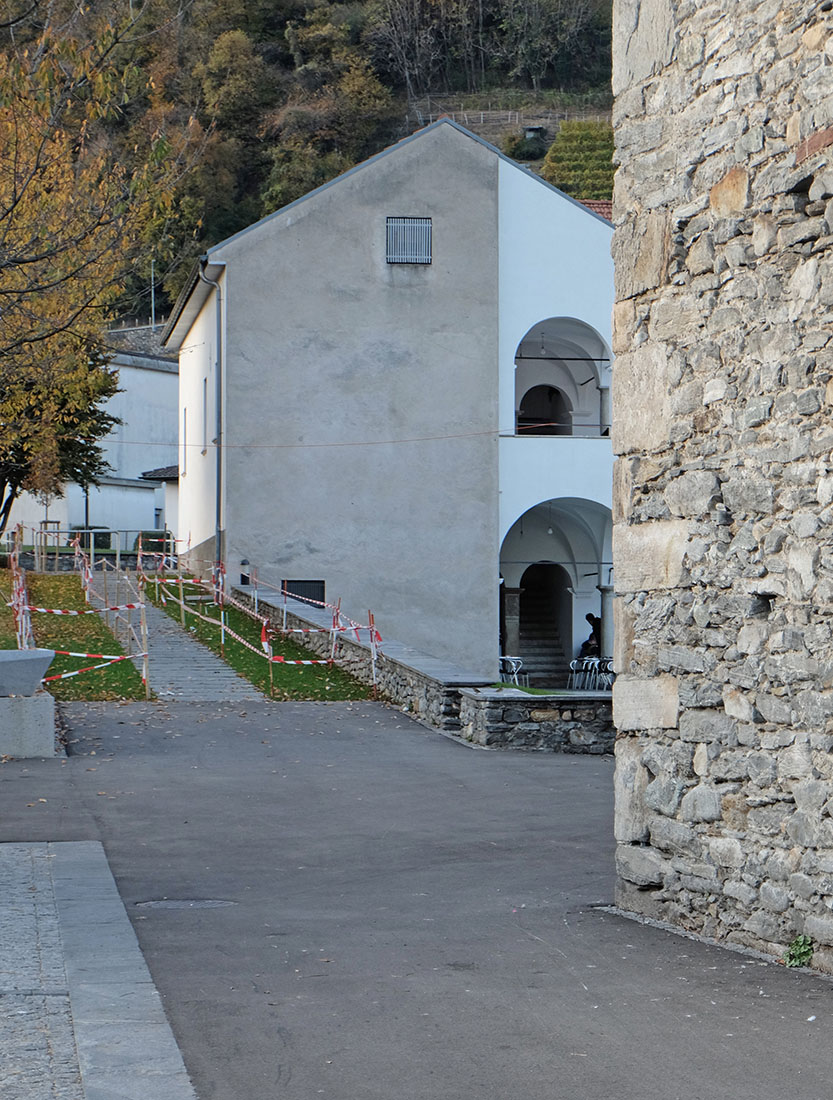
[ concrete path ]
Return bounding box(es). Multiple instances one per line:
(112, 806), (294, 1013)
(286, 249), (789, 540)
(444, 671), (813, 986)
(87, 570), (261, 702)
(0, 841), (196, 1100)
(3, 700), (833, 1100)
(139, 601), (262, 703)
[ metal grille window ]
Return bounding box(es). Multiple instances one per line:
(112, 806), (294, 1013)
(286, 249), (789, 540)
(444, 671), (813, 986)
(386, 217), (432, 264)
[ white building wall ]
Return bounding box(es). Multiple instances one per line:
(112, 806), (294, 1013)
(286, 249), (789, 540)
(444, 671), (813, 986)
(5, 349), (177, 541)
(101, 360), (178, 480)
(178, 284), (220, 562)
(217, 126), (501, 677)
(4, 493), (69, 536)
(496, 162), (614, 533)
(498, 436), (612, 544)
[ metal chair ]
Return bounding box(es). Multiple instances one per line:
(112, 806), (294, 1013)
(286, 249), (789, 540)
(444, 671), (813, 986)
(500, 656), (527, 686)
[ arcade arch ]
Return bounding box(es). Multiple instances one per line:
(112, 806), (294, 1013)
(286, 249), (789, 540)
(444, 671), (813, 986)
(514, 317), (611, 438)
(499, 498), (613, 686)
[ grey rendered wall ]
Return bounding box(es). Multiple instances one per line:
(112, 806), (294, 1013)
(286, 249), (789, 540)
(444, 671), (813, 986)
(220, 125), (500, 678)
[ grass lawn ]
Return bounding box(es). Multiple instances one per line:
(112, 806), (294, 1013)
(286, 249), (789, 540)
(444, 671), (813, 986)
(153, 583), (373, 701)
(0, 570), (147, 701)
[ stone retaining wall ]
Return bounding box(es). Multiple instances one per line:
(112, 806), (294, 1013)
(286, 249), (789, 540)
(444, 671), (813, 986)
(233, 588), (477, 731)
(612, 0), (833, 970)
(458, 689), (613, 751)
(234, 588), (613, 750)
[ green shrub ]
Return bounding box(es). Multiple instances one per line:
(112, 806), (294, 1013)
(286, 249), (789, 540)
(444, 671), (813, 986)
(501, 129), (548, 161)
(783, 935), (813, 968)
(71, 526), (111, 551)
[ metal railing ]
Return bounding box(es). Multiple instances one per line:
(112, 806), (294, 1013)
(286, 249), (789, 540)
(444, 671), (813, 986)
(3, 527), (175, 572)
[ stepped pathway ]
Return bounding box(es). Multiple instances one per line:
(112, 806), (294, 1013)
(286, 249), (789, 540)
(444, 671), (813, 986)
(139, 600), (263, 702)
(90, 570), (262, 702)
(518, 614), (570, 688)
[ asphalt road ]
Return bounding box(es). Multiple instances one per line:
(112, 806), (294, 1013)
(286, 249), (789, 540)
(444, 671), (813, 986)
(2, 699), (831, 1099)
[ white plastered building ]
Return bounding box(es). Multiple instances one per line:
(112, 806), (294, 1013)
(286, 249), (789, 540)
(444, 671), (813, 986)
(164, 121), (613, 682)
(6, 327), (179, 546)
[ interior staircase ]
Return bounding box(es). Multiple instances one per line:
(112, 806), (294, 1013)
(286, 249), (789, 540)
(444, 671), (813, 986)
(517, 613), (570, 688)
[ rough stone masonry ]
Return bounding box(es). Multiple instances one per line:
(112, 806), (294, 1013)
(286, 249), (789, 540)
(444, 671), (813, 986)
(612, 0), (833, 969)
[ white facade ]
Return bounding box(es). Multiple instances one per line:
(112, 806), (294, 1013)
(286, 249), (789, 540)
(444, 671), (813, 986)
(176, 289), (222, 558)
(166, 122), (613, 681)
(5, 329), (178, 545)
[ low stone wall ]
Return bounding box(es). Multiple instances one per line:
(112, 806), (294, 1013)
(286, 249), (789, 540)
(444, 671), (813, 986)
(234, 587), (613, 750)
(233, 586), (481, 730)
(458, 689), (614, 752)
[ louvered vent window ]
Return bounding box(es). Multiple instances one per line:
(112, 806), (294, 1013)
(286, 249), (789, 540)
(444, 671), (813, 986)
(386, 217), (432, 264)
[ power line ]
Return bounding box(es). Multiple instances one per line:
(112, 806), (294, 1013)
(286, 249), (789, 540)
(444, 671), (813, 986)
(103, 422), (612, 451)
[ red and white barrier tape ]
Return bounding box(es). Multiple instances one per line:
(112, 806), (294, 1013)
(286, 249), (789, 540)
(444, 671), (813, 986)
(53, 649), (124, 660)
(16, 603), (141, 615)
(43, 654), (145, 682)
(160, 583), (334, 668)
(271, 656), (331, 665)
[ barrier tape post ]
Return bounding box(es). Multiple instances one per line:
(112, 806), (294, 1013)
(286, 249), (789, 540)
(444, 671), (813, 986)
(369, 610), (378, 696)
(252, 566), (258, 616)
(331, 598), (341, 662)
(179, 565), (185, 626)
(140, 585), (150, 700)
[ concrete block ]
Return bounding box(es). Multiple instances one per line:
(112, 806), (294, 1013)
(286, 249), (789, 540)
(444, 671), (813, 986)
(0, 694), (57, 757)
(611, 345), (671, 455)
(613, 674), (679, 731)
(613, 520), (689, 592)
(0, 648), (55, 696)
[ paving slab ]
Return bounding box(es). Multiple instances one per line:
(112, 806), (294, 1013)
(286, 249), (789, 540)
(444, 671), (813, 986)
(0, 841), (197, 1100)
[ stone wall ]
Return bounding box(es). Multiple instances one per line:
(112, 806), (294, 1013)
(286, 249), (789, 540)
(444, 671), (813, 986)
(233, 587), (613, 750)
(233, 587), (485, 731)
(458, 689), (613, 751)
(612, 0), (833, 969)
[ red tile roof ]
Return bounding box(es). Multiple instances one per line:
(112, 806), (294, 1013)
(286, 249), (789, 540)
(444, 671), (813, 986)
(580, 199), (612, 220)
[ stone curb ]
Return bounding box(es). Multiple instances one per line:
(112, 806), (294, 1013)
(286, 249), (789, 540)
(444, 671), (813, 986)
(0, 841), (197, 1100)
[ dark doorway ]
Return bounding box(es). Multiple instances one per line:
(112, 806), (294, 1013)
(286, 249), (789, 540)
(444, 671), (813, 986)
(517, 386), (572, 435)
(518, 563), (572, 686)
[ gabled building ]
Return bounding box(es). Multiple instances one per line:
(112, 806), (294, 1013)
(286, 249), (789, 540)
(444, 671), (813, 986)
(164, 120), (613, 682)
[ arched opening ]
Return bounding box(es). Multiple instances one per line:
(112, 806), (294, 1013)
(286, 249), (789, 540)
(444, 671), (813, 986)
(499, 497), (613, 687)
(517, 385), (572, 435)
(513, 317), (611, 437)
(518, 563), (572, 685)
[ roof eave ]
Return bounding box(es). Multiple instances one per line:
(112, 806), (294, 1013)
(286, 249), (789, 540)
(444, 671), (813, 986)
(162, 259), (226, 350)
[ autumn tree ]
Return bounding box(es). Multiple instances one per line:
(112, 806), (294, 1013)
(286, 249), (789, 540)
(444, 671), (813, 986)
(262, 6), (398, 213)
(0, 6), (191, 532)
